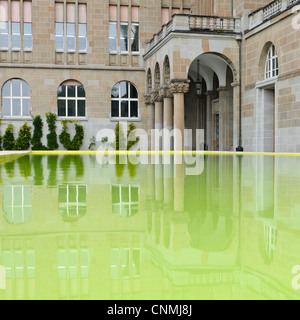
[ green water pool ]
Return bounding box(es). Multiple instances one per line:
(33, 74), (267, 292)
(0, 153), (300, 300)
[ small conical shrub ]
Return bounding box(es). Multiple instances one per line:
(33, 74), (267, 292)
(15, 120), (32, 150)
(3, 124), (15, 150)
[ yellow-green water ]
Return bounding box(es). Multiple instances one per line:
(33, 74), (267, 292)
(0, 153), (300, 300)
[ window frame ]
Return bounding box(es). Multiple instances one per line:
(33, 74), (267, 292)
(111, 81), (139, 119)
(265, 45), (278, 80)
(1, 78), (31, 118)
(57, 84), (86, 118)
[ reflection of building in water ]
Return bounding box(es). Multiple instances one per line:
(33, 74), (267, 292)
(0, 155), (300, 299)
(0, 265), (5, 290)
(58, 185), (87, 222)
(111, 185), (139, 218)
(3, 186), (32, 224)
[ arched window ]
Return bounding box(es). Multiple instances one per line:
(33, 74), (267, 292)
(111, 81), (138, 118)
(265, 45), (278, 79)
(2, 79), (31, 117)
(57, 80), (86, 117)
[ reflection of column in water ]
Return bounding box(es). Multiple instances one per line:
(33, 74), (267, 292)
(155, 156), (163, 202)
(164, 159), (173, 208)
(174, 154), (184, 212)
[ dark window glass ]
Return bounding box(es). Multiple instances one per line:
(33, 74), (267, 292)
(77, 100), (86, 117)
(58, 99), (66, 116)
(130, 101), (138, 118)
(68, 100), (76, 116)
(121, 101), (128, 117)
(77, 86), (85, 98)
(68, 86), (76, 98)
(58, 86), (66, 97)
(111, 100), (119, 117)
(130, 84), (138, 98)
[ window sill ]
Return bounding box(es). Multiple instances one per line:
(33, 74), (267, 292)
(131, 52), (140, 55)
(67, 49), (76, 54)
(11, 48), (21, 52)
(0, 47), (9, 52)
(57, 117), (89, 121)
(79, 50), (87, 54)
(109, 51), (118, 55)
(120, 51), (129, 55)
(1, 116), (33, 121)
(110, 116), (141, 122)
(23, 48), (32, 52)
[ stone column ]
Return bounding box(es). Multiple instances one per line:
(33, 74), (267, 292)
(161, 86), (173, 151)
(205, 91), (213, 151)
(151, 90), (164, 151)
(169, 80), (190, 151)
(218, 86), (229, 151)
(144, 93), (155, 151)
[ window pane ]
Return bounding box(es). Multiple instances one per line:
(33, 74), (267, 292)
(112, 186), (120, 203)
(78, 37), (86, 51)
(23, 34), (32, 49)
(109, 23), (117, 51)
(120, 81), (128, 98)
(120, 24), (128, 51)
(68, 186), (76, 202)
(121, 101), (128, 117)
(131, 24), (139, 52)
(22, 81), (30, 97)
(58, 99), (66, 116)
(77, 100), (85, 117)
(111, 83), (119, 98)
(131, 187), (139, 202)
(55, 35), (63, 51)
(77, 86), (85, 97)
(67, 23), (75, 50)
(23, 22), (32, 35)
(130, 101), (138, 118)
(12, 98), (21, 116)
(0, 21), (8, 47)
(2, 98), (10, 116)
(67, 86), (76, 97)
(12, 79), (20, 96)
(121, 186), (129, 202)
(130, 84), (138, 98)
(11, 22), (20, 47)
(2, 80), (10, 96)
(58, 86), (66, 97)
(22, 98), (30, 116)
(55, 22), (63, 36)
(78, 23), (86, 37)
(68, 100), (76, 116)
(111, 100), (119, 117)
(58, 186), (67, 203)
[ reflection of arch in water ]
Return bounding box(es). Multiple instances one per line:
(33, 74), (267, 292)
(58, 185), (87, 222)
(188, 211), (233, 252)
(3, 186), (32, 224)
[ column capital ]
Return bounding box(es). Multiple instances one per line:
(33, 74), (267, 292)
(144, 93), (153, 105)
(168, 79), (190, 94)
(159, 85), (173, 99)
(217, 86), (228, 92)
(150, 90), (164, 103)
(204, 90), (213, 96)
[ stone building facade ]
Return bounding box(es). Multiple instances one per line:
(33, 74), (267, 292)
(0, 0), (299, 151)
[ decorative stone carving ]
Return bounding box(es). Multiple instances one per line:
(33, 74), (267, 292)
(144, 93), (152, 105)
(168, 80), (190, 94)
(159, 85), (173, 99)
(150, 90), (164, 103)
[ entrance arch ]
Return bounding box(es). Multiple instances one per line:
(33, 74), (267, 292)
(187, 53), (236, 151)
